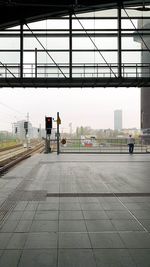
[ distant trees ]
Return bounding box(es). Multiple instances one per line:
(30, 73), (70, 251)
(75, 127), (126, 139)
(62, 126), (138, 139)
(76, 126), (92, 137)
(0, 131), (15, 141)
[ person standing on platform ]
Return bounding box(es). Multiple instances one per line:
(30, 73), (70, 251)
(127, 134), (135, 154)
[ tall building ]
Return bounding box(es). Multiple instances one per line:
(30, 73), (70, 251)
(12, 120), (33, 140)
(114, 110), (122, 131)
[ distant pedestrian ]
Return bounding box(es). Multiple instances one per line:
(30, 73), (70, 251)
(127, 135), (135, 154)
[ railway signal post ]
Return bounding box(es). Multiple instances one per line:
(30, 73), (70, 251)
(45, 116), (52, 153)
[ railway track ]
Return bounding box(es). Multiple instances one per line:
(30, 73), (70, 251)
(0, 142), (44, 175)
(0, 146), (27, 162)
(0, 143), (22, 152)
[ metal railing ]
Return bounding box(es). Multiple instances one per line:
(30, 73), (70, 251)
(0, 63), (150, 79)
(59, 138), (150, 153)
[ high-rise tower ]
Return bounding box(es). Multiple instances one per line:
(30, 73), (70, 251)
(114, 110), (122, 131)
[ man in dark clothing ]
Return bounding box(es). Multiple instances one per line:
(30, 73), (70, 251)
(127, 135), (135, 154)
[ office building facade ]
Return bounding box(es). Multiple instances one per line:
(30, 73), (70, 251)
(114, 110), (122, 131)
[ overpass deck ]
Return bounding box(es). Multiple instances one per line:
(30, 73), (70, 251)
(0, 77), (150, 88)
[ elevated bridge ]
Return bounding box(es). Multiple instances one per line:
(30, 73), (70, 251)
(0, 0), (150, 88)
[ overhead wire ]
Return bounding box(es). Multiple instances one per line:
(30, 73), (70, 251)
(0, 101), (25, 117)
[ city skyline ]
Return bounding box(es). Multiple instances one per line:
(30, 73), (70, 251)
(0, 87), (140, 133)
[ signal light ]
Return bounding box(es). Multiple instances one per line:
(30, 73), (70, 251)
(24, 121), (28, 134)
(45, 117), (52, 134)
(24, 121), (28, 129)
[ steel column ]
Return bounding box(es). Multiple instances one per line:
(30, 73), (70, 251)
(69, 14), (72, 79)
(57, 112), (60, 155)
(35, 48), (37, 78)
(20, 23), (24, 78)
(118, 4), (122, 78)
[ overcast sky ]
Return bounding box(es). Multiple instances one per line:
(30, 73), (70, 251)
(0, 87), (140, 132)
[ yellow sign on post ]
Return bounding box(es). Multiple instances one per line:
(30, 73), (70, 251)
(57, 116), (61, 125)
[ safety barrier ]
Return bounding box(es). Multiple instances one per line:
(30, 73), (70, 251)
(59, 138), (150, 153)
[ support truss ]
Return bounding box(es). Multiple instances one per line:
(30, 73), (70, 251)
(0, 8), (150, 88)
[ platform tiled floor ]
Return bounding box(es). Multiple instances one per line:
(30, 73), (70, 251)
(0, 153), (150, 266)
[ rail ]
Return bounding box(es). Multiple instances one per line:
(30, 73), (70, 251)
(59, 138), (150, 153)
(0, 142), (44, 175)
(0, 63), (150, 79)
(0, 146), (27, 162)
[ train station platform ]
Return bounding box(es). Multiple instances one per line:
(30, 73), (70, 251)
(0, 153), (150, 266)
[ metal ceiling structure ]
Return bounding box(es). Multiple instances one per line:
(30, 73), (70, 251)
(0, 0), (150, 87)
(0, 0), (150, 29)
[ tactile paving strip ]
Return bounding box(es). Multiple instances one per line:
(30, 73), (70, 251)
(46, 192), (150, 197)
(8, 190), (47, 201)
(0, 200), (17, 227)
